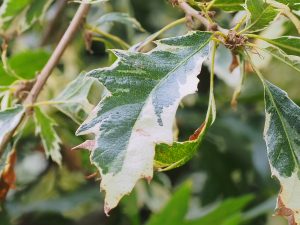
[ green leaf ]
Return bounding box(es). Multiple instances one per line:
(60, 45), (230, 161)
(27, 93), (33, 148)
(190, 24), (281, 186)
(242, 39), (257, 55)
(263, 36), (300, 56)
(76, 31), (211, 212)
(0, 50), (50, 86)
(0, 0), (32, 30)
(24, 0), (54, 31)
(145, 182), (192, 225)
(0, 105), (24, 147)
(8, 50), (50, 80)
(262, 46), (300, 73)
(154, 94), (215, 171)
(245, 0), (278, 32)
(0, 0), (53, 33)
(96, 12), (145, 32)
(184, 195), (254, 225)
(53, 73), (104, 124)
(34, 106), (62, 165)
(213, 0), (245, 11)
(263, 81), (300, 224)
(276, 0), (300, 10)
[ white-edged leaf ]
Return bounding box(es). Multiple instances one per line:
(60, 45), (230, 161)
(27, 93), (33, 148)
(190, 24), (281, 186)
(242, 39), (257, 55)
(53, 73), (104, 124)
(263, 36), (300, 56)
(76, 31), (212, 213)
(96, 12), (145, 32)
(263, 46), (300, 73)
(34, 106), (62, 165)
(0, 105), (24, 147)
(0, 0), (53, 34)
(245, 0), (278, 32)
(263, 81), (300, 225)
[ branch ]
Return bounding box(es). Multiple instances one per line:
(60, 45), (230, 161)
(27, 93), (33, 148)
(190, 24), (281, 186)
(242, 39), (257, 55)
(25, 3), (91, 104)
(177, 1), (228, 33)
(0, 3), (91, 156)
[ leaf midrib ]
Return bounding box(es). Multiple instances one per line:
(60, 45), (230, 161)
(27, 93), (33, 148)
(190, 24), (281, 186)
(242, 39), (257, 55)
(266, 38), (300, 55)
(246, 4), (276, 31)
(124, 34), (211, 159)
(265, 84), (300, 172)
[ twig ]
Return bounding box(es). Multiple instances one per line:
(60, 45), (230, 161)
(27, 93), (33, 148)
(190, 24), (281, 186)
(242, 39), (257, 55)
(25, 3), (91, 105)
(0, 3), (91, 156)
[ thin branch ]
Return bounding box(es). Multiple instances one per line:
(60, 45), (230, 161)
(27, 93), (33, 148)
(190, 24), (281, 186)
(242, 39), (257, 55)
(25, 3), (91, 105)
(0, 3), (91, 156)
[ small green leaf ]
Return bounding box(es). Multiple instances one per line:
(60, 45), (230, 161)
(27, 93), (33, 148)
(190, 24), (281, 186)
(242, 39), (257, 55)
(184, 195), (254, 225)
(8, 50), (50, 80)
(96, 12), (145, 32)
(34, 106), (62, 165)
(245, 0), (278, 32)
(263, 36), (300, 56)
(263, 46), (300, 73)
(76, 31), (211, 212)
(263, 80), (300, 223)
(53, 73), (104, 124)
(0, 105), (24, 147)
(145, 182), (192, 225)
(213, 0), (245, 11)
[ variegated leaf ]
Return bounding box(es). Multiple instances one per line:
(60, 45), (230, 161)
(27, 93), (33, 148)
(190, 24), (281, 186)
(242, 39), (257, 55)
(0, 105), (24, 148)
(34, 106), (62, 165)
(263, 81), (300, 225)
(76, 31), (212, 213)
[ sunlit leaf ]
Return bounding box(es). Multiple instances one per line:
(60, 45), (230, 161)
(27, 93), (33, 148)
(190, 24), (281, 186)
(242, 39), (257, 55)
(34, 106), (62, 165)
(76, 31), (211, 213)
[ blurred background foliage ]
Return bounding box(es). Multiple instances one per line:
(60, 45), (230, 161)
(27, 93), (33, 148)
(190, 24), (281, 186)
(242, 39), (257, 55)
(1, 0), (299, 224)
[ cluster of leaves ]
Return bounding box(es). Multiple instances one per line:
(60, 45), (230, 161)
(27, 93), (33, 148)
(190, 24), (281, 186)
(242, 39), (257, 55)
(1, 0), (300, 224)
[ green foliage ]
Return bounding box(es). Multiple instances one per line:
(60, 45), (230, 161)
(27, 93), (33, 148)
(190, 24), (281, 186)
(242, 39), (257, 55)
(34, 106), (62, 165)
(1, 0), (300, 224)
(245, 0), (278, 32)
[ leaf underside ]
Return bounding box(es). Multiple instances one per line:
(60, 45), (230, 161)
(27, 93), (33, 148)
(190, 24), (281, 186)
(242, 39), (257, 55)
(76, 31), (212, 213)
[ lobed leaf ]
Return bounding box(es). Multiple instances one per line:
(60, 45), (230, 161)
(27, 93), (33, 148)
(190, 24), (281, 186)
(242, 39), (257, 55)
(76, 31), (212, 213)
(263, 81), (300, 224)
(245, 0), (278, 32)
(34, 106), (62, 165)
